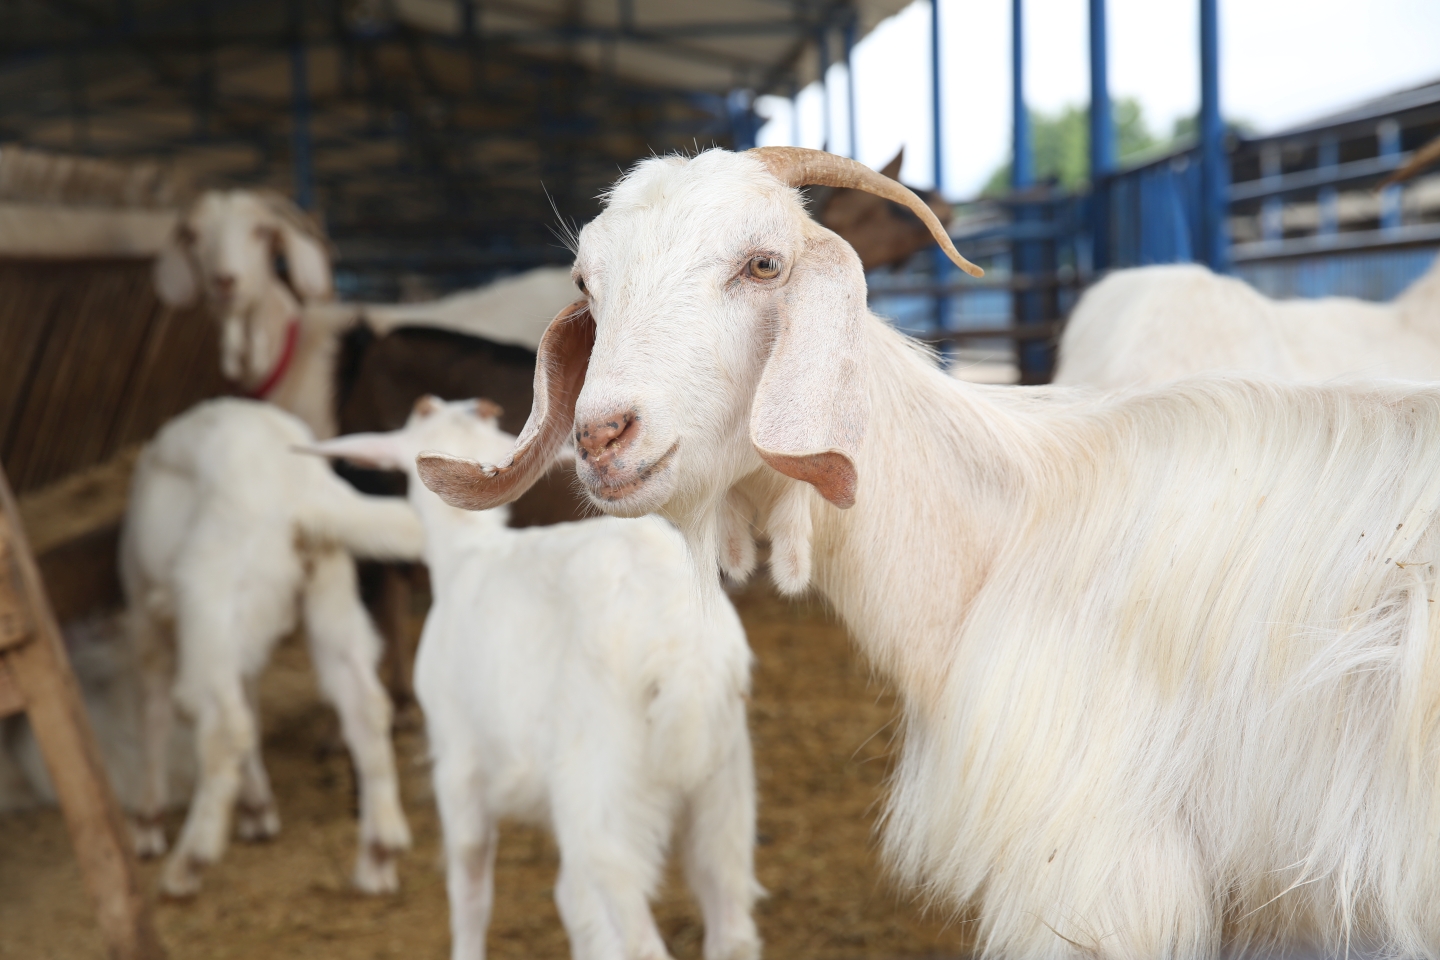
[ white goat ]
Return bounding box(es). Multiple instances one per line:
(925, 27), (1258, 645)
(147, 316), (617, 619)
(122, 397), (422, 896)
(1054, 138), (1440, 390)
(151, 189), (576, 438)
(1053, 257), (1440, 388)
(310, 397), (761, 960)
(417, 147), (1440, 958)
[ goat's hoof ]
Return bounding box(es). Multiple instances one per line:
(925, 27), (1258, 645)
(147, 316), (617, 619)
(352, 842), (402, 895)
(159, 854), (206, 899)
(235, 801), (281, 842)
(706, 931), (761, 960)
(131, 818), (168, 858)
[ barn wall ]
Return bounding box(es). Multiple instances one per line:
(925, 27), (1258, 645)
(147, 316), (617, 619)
(0, 257), (226, 618)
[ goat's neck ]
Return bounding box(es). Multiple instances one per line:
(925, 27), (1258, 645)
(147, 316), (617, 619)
(1399, 255), (1440, 337)
(806, 320), (1034, 705)
(265, 303), (361, 440)
(412, 490), (512, 573)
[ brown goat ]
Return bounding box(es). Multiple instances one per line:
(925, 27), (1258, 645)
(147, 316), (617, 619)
(813, 149), (954, 272)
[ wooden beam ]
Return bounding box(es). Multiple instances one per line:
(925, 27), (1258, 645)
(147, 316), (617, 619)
(17, 445), (141, 557)
(0, 464), (166, 960)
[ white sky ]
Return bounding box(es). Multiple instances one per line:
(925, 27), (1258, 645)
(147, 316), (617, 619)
(756, 0), (1440, 198)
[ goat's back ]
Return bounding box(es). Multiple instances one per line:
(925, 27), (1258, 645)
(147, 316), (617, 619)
(416, 515), (748, 812)
(890, 376), (1440, 955)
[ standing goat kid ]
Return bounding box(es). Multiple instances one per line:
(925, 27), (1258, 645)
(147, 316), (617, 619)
(311, 397), (761, 960)
(419, 147), (1440, 958)
(123, 398), (421, 896)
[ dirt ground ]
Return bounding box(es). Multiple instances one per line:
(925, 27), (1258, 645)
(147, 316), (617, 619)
(0, 577), (972, 959)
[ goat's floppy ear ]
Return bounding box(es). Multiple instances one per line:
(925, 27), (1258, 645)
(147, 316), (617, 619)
(153, 234), (199, 307)
(275, 223), (332, 301)
(750, 228), (869, 509)
(419, 300), (594, 510)
(300, 433), (408, 471)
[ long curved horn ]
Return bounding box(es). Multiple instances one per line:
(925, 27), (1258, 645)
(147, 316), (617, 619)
(749, 146), (984, 278)
(1377, 134), (1440, 190)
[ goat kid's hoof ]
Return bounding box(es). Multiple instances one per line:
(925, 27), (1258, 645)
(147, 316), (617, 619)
(159, 854), (207, 899)
(706, 939), (760, 960)
(236, 801), (281, 842)
(352, 842), (403, 895)
(130, 817), (168, 859)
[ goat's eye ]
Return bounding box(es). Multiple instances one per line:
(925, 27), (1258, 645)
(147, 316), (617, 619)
(747, 256), (781, 280)
(575, 277), (587, 294)
(177, 225), (196, 245)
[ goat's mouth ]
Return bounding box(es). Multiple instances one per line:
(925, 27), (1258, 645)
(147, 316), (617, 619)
(579, 441), (678, 507)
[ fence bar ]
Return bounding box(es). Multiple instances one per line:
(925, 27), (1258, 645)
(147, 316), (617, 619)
(1198, 0), (1227, 270)
(1088, 0), (1112, 271)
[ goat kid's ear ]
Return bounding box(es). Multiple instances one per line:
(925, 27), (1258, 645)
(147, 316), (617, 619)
(276, 223), (333, 301)
(299, 432), (408, 471)
(750, 228), (869, 509)
(153, 235), (200, 307)
(418, 300), (595, 510)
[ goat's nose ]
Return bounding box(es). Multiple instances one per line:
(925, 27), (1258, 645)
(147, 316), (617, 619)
(575, 411), (639, 465)
(213, 274), (236, 294)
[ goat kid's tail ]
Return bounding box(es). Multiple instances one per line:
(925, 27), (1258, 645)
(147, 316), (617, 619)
(301, 490), (425, 562)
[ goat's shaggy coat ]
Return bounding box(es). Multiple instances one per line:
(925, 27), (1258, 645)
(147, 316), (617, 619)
(122, 398), (421, 896)
(312, 400), (760, 960)
(418, 148), (1440, 958)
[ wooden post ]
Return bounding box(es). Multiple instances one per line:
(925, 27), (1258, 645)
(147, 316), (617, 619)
(0, 464), (165, 960)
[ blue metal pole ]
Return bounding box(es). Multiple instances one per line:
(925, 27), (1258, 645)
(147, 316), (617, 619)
(818, 27), (830, 153)
(290, 0), (315, 210)
(1088, 0), (1113, 272)
(931, 0), (949, 336)
(931, 0), (943, 191)
(844, 15), (857, 160)
(1379, 119), (1402, 231)
(1198, 0), (1227, 271)
(1011, 0), (1032, 189)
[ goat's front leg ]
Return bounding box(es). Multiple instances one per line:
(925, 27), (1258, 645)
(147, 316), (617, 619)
(302, 549), (410, 894)
(433, 754), (497, 960)
(161, 679), (253, 897)
(552, 769), (674, 960)
(681, 729), (762, 960)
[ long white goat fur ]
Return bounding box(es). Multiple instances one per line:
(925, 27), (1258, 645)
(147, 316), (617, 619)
(312, 399), (760, 960)
(122, 397), (422, 896)
(1054, 258), (1440, 388)
(422, 148), (1440, 958)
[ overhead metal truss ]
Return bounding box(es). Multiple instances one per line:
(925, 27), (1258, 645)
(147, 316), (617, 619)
(0, 0), (870, 297)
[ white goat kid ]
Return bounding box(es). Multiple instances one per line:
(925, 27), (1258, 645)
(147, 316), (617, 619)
(310, 398), (761, 960)
(152, 188), (576, 438)
(417, 147), (1440, 958)
(123, 397), (420, 896)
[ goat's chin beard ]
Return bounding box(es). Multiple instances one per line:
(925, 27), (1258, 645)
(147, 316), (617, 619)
(578, 447), (678, 517)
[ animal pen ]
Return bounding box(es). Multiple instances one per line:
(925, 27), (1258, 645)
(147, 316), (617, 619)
(2, 0), (1440, 958)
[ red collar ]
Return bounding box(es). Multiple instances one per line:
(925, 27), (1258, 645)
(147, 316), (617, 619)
(245, 318), (301, 400)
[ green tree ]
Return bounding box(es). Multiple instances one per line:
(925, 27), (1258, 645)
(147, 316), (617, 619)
(981, 97), (1159, 196)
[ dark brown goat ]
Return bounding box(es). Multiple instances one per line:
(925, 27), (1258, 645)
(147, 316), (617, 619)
(812, 149), (954, 272)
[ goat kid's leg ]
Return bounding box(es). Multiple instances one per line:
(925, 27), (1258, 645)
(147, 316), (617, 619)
(553, 785), (673, 960)
(132, 606), (174, 858)
(161, 679), (254, 896)
(303, 549), (410, 894)
(234, 677), (280, 841)
(681, 734), (762, 960)
(434, 756), (497, 960)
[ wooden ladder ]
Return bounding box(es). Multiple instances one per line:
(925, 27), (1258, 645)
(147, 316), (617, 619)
(0, 463), (165, 960)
